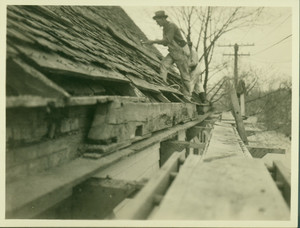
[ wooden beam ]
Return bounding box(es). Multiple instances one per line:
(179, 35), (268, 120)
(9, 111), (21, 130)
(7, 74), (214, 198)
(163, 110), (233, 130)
(227, 82), (248, 144)
(87, 102), (197, 148)
(152, 194), (164, 206)
(115, 151), (185, 220)
(13, 44), (131, 83)
(162, 140), (206, 151)
(6, 113), (211, 219)
(273, 160), (290, 207)
(6, 95), (147, 109)
(6, 96), (60, 108)
(160, 140), (206, 166)
(155, 93), (171, 103)
(171, 93), (186, 102)
(127, 75), (182, 95)
(247, 147), (285, 158)
(68, 96), (146, 106)
(7, 58), (70, 98)
(186, 126), (212, 141)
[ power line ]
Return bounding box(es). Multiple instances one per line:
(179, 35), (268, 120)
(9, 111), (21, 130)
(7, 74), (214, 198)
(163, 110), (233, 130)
(253, 34), (292, 55)
(254, 14), (292, 44)
(248, 57), (291, 64)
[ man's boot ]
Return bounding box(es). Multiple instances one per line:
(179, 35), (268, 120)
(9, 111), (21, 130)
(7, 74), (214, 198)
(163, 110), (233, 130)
(199, 92), (206, 104)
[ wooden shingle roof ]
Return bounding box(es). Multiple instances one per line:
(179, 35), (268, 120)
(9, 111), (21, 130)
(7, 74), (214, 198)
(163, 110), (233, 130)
(6, 6), (182, 101)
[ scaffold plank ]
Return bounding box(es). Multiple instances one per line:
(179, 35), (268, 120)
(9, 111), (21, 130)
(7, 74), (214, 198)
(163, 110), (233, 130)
(151, 155), (289, 220)
(115, 151), (185, 220)
(203, 122), (249, 161)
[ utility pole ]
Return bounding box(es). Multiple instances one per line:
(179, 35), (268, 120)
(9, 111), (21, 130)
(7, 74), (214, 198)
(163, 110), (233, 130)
(220, 43), (253, 89)
(219, 43), (254, 135)
(234, 43), (238, 88)
(221, 43), (253, 117)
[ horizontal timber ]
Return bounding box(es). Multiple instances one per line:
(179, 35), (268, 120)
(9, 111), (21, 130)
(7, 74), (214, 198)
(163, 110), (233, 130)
(6, 95), (148, 108)
(6, 113), (211, 219)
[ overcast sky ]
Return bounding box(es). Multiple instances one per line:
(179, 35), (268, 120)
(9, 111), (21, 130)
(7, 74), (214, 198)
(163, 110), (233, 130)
(123, 6), (292, 90)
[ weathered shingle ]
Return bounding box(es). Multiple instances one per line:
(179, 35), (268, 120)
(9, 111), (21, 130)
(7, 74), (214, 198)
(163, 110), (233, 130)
(7, 6), (181, 98)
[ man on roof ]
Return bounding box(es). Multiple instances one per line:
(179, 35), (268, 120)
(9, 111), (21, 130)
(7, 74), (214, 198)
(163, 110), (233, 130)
(187, 41), (208, 104)
(142, 10), (191, 97)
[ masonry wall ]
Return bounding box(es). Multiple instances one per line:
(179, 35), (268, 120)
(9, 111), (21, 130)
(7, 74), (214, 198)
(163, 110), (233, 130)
(6, 105), (96, 183)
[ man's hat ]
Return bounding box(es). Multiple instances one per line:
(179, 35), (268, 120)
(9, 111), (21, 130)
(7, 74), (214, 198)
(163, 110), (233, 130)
(153, 10), (168, 20)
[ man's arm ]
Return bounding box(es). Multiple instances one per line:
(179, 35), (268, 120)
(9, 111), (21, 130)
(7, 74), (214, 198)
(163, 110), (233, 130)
(142, 23), (176, 46)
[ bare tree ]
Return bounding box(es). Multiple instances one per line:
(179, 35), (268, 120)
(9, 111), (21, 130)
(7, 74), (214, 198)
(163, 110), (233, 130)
(168, 6), (264, 94)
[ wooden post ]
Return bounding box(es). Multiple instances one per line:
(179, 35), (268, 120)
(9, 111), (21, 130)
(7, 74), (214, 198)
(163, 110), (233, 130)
(240, 93), (245, 117)
(234, 43), (239, 89)
(227, 81), (248, 145)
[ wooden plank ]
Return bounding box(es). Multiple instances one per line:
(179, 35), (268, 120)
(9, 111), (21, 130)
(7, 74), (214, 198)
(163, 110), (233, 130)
(83, 140), (132, 155)
(161, 140), (205, 153)
(115, 151), (185, 220)
(228, 82), (248, 145)
(160, 140), (205, 166)
(186, 126), (212, 141)
(203, 123), (248, 161)
(163, 141), (206, 150)
(170, 93), (186, 102)
(247, 147), (285, 158)
(7, 58), (70, 98)
(13, 44), (130, 83)
(232, 127), (253, 159)
(155, 93), (171, 103)
(6, 96), (60, 108)
(93, 143), (160, 181)
(154, 84), (183, 95)
(273, 160), (291, 207)
(6, 148), (137, 218)
(152, 156), (290, 220)
(6, 95), (147, 109)
(66, 96), (147, 106)
(126, 75), (182, 95)
(127, 75), (160, 93)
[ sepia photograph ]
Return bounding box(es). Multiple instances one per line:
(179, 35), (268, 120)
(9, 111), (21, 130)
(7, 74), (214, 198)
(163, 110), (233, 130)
(1, 0), (299, 227)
